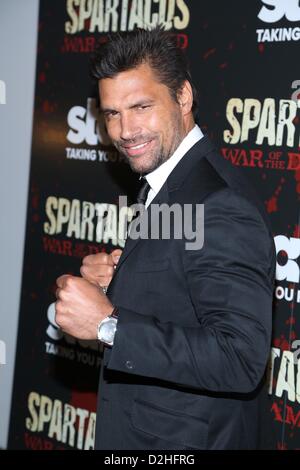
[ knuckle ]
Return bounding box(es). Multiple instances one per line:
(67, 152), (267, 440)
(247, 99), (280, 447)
(82, 254), (93, 265)
(107, 266), (114, 276)
(65, 276), (74, 288)
(55, 308), (67, 329)
(59, 289), (67, 301)
(56, 316), (65, 330)
(80, 265), (87, 277)
(83, 253), (105, 265)
(102, 254), (110, 265)
(55, 302), (62, 319)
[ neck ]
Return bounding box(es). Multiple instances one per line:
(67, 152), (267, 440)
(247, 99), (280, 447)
(183, 114), (195, 138)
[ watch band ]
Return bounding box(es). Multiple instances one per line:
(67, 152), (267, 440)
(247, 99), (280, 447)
(110, 305), (119, 319)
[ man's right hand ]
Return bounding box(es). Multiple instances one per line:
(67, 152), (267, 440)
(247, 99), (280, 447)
(80, 249), (123, 289)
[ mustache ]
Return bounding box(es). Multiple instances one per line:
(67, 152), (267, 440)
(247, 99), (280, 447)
(115, 135), (154, 147)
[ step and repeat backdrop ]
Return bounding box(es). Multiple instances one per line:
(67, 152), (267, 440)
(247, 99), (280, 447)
(8, 0), (299, 450)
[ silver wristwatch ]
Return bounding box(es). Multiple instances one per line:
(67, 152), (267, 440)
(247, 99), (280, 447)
(97, 307), (119, 347)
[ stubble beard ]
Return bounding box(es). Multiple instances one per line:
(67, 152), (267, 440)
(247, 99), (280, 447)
(114, 116), (185, 175)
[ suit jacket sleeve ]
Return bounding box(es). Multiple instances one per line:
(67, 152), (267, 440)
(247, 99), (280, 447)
(106, 187), (275, 394)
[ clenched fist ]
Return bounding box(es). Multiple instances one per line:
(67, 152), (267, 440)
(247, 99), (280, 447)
(55, 275), (114, 340)
(80, 249), (123, 289)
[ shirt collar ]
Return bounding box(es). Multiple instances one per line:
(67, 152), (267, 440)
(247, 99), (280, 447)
(144, 125), (204, 195)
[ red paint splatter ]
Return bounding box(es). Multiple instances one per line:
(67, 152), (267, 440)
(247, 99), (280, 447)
(266, 196), (278, 213)
(203, 48), (216, 60)
(290, 331), (296, 341)
(258, 43), (265, 53)
(286, 317), (296, 326)
(38, 72), (46, 83)
(277, 442), (287, 450)
(32, 195), (39, 209)
(69, 391), (97, 433)
(273, 335), (290, 351)
(265, 180), (285, 212)
(42, 100), (56, 114)
(69, 391), (97, 412)
(294, 170), (300, 194)
(293, 225), (300, 237)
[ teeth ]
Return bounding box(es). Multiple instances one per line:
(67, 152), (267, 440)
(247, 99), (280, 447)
(130, 142), (148, 150)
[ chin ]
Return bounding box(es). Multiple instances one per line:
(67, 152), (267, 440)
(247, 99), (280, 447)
(129, 163), (148, 174)
(127, 157), (154, 174)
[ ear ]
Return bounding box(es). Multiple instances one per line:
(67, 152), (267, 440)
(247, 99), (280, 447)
(177, 80), (193, 115)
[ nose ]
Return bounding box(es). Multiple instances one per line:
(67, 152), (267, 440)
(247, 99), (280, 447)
(120, 112), (140, 141)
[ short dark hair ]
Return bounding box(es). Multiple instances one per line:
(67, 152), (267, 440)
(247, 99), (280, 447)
(90, 27), (198, 119)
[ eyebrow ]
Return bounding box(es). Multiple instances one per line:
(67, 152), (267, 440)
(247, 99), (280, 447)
(101, 99), (155, 113)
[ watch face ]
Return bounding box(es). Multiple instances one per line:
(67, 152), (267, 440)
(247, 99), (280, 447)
(101, 322), (115, 342)
(98, 318), (117, 345)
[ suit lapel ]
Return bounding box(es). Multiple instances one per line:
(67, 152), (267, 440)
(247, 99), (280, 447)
(107, 135), (216, 290)
(112, 181), (169, 275)
(167, 135), (216, 192)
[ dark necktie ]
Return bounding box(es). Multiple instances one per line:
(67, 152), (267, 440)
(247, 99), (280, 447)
(137, 178), (150, 205)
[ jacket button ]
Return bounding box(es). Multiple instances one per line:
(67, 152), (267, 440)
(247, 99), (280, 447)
(125, 360), (134, 370)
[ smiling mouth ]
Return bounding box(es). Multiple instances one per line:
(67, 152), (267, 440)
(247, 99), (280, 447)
(122, 140), (152, 156)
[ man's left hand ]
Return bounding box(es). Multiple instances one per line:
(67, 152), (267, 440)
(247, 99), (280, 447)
(55, 275), (114, 340)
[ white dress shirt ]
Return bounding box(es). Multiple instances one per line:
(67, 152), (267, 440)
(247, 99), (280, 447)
(144, 125), (204, 208)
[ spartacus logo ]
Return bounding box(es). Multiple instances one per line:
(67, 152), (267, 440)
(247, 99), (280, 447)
(257, 0), (300, 43)
(65, 0), (190, 34)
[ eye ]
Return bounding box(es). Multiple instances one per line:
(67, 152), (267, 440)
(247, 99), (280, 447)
(104, 110), (119, 120)
(137, 104), (151, 111)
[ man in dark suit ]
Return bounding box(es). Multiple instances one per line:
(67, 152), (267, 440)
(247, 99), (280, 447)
(55, 27), (275, 450)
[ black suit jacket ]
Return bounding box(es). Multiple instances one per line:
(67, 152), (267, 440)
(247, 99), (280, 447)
(94, 136), (276, 450)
